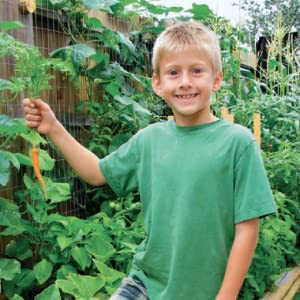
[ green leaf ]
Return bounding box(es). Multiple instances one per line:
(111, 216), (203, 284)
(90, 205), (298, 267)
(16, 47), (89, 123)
(56, 264), (77, 279)
(0, 114), (14, 129)
(118, 32), (135, 54)
(0, 149), (21, 186)
(86, 54), (110, 80)
(5, 239), (33, 260)
(23, 173), (35, 190)
(187, 4), (214, 20)
(102, 28), (120, 49)
(93, 260), (124, 284)
(114, 96), (151, 116)
(56, 274), (105, 299)
(57, 236), (74, 251)
(0, 197), (21, 226)
(109, 134), (131, 153)
(51, 44), (96, 69)
(85, 17), (103, 30)
(1, 150), (20, 169)
(17, 269), (36, 289)
(0, 21), (25, 32)
(71, 246), (91, 271)
(82, 0), (118, 12)
(11, 295), (24, 300)
(47, 180), (71, 204)
(33, 259), (53, 284)
(0, 115), (28, 136)
(0, 152), (10, 186)
(20, 130), (47, 146)
(34, 284), (61, 300)
(85, 234), (115, 262)
(139, 0), (182, 15)
(48, 0), (64, 7)
(0, 225), (26, 236)
(0, 79), (13, 91)
(246, 274), (260, 292)
(15, 152), (32, 167)
(0, 258), (21, 280)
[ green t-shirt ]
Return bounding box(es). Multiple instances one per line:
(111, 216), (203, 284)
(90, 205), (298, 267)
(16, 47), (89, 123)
(100, 118), (277, 300)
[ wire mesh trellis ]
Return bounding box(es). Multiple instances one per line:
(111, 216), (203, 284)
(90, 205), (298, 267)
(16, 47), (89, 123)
(0, 0), (135, 219)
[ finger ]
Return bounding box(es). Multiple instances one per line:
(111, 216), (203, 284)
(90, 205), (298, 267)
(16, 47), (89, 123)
(24, 106), (40, 115)
(25, 114), (41, 122)
(26, 120), (40, 128)
(23, 98), (35, 107)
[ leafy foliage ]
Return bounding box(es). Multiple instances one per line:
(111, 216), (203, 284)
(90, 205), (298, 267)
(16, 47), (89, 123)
(238, 0), (300, 50)
(0, 1), (299, 299)
(0, 33), (74, 99)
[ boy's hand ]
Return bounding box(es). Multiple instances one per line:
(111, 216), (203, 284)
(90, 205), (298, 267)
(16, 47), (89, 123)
(23, 98), (58, 135)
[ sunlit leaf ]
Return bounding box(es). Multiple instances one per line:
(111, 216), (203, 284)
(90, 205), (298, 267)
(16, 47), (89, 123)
(187, 4), (214, 20)
(33, 259), (53, 284)
(0, 21), (24, 32)
(0, 258), (21, 280)
(82, 0), (118, 12)
(35, 284), (61, 300)
(56, 274), (105, 298)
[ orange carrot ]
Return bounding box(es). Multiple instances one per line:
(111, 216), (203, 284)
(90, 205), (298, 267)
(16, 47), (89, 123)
(32, 146), (48, 199)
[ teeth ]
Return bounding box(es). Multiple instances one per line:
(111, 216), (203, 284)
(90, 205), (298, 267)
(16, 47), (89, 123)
(177, 94), (196, 99)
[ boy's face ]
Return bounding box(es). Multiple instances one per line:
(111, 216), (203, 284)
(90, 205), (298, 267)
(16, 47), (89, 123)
(152, 47), (223, 126)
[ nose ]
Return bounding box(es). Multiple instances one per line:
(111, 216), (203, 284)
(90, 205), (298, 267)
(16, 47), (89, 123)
(179, 72), (192, 89)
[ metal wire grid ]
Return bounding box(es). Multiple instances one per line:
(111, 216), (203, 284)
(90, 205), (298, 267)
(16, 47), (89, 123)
(0, 0), (133, 218)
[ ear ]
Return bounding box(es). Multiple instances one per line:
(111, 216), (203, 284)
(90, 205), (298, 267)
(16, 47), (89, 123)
(152, 73), (162, 97)
(213, 70), (223, 92)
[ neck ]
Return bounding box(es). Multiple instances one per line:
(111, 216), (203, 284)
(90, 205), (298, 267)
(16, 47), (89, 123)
(175, 113), (218, 127)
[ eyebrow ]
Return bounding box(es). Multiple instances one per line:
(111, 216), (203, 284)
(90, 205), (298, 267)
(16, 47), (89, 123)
(163, 62), (207, 70)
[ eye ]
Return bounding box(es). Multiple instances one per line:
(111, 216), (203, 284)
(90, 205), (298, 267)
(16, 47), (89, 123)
(168, 70), (178, 76)
(194, 68), (202, 74)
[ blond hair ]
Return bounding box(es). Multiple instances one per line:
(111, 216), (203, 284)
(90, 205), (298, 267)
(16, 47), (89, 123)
(152, 21), (222, 75)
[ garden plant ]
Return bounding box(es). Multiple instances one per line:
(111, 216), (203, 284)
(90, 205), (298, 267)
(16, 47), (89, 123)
(0, 0), (299, 299)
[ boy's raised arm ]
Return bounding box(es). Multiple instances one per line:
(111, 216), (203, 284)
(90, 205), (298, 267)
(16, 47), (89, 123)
(23, 98), (106, 186)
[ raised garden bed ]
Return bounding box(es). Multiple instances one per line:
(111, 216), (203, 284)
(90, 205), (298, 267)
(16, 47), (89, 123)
(261, 267), (300, 300)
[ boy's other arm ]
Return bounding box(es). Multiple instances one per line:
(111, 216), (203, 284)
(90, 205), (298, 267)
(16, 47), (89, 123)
(215, 218), (259, 300)
(23, 98), (106, 186)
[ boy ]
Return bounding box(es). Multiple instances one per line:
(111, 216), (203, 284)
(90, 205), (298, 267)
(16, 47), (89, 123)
(23, 21), (277, 300)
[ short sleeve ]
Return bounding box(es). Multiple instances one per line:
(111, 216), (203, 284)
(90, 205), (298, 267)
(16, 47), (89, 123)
(99, 134), (139, 197)
(234, 141), (277, 223)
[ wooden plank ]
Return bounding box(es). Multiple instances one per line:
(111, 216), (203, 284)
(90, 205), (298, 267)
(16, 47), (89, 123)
(283, 276), (300, 299)
(260, 267), (300, 300)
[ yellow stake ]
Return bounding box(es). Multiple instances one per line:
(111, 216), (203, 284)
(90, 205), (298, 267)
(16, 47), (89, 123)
(221, 107), (234, 123)
(253, 113), (261, 148)
(18, 0), (36, 14)
(221, 107), (229, 118)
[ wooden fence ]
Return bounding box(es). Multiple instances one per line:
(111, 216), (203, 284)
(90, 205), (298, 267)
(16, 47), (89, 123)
(0, 0), (135, 223)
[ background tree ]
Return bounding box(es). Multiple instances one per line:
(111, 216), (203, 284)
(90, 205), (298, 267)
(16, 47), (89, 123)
(238, 0), (300, 50)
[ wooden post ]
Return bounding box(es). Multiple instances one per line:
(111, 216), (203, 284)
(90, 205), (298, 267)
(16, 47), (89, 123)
(221, 107), (229, 118)
(254, 113), (261, 148)
(18, 0), (36, 14)
(221, 106), (234, 123)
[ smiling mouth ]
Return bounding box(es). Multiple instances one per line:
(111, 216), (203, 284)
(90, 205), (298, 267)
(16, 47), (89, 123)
(176, 93), (198, 99)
